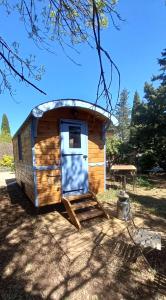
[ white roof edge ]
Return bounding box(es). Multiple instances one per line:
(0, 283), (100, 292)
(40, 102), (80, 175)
(32, 99), (117, 125)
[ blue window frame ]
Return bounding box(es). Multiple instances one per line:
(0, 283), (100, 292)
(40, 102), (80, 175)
(18, 134), (22, 160)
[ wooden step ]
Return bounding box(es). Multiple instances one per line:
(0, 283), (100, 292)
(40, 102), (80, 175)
(62, 191), (109, 229)
(72, 200), (98, 210)
(77, 208), (104, 222)
(62, 197), (81, 229)
(65, 193), (92, 202)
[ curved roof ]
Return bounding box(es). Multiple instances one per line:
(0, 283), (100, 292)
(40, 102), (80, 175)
(13, 99), (118, 138)
(32, 99), (117, 124)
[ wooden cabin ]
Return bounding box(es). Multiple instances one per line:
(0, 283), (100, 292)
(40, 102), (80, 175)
(13, 99), (116, 228)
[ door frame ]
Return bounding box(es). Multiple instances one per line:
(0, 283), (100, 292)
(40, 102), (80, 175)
(60, 119), (88, 195)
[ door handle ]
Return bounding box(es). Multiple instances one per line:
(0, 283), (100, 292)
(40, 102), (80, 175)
(83, 155), (87, 160)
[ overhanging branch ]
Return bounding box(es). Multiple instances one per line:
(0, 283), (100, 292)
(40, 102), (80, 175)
(0, 51), (46, 95)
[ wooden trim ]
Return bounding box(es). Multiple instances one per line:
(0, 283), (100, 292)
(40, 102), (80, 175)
(88, 162), (104, 166)
(102, 123), (106, 191)
(104, 143), (106, 191)
(34, 165), (60, 171)
(31, 118), (38, 207)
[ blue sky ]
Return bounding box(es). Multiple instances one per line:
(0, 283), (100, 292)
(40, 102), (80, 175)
(0, 0), (166, 135)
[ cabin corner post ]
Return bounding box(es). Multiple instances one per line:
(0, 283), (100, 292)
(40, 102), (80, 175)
(31, 116), (39, 207)
(102, 121), (109, 191)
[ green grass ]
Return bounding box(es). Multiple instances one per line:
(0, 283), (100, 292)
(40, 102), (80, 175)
(136, 176), (154, 189)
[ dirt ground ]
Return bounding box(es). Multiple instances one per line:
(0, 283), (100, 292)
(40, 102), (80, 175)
(0, 172), (166, 300)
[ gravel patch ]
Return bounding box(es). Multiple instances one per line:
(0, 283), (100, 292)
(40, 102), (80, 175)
(0, 171), (15, 187)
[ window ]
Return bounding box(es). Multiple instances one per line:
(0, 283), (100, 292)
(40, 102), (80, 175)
(69, 126), (81, 148)
(18, 134), (22, 160)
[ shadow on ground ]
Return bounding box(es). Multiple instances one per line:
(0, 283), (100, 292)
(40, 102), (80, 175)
(129, 192), (166, 219)
(0, 181), (165, 299)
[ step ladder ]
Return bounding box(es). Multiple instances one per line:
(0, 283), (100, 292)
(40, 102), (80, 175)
(62, 191), (109, 229)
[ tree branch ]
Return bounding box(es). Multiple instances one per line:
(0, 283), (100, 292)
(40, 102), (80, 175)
(0, 50), (46, 95)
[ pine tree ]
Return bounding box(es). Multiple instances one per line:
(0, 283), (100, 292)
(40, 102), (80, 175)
(131, 91), (141, 126)
(129, 91), (145, 151)
(129, 49), (166, 170)
(143, 80), (166, 162)
(152, 48), (166, 86)
(116, 89), (130, 142)
(1, 114), (11, 136)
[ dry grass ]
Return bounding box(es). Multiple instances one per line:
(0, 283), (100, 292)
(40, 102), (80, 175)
(105, 173), (166, 218)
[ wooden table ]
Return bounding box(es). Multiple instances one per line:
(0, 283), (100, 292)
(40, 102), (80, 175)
(110, 165), (137, 191)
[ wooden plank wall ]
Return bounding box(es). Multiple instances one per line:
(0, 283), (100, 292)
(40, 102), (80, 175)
(13, 121), (35, 203)
(35, 107), (106, 206)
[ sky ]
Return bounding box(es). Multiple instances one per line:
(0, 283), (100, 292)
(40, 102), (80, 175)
(0, 0), (166, 135)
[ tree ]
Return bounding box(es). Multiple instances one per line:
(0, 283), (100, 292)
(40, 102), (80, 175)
(129, 91), (147, 151)
(152, 48), (166, 86)
(129, 49), (166, 170)
(106, 135), (122, 161)
(116, 89), (130, 142)
(1, 114), (11, 136)
(143, 80), (166, 164)
(131, 91), (141, 126)
(0, 0), (121, 111)
(0, 113), (11, 143)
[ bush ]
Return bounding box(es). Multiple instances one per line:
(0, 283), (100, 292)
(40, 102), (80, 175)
(0, 142), (13, 159)
(136, 176), (153, 189)
(0, 155), (14, 171)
